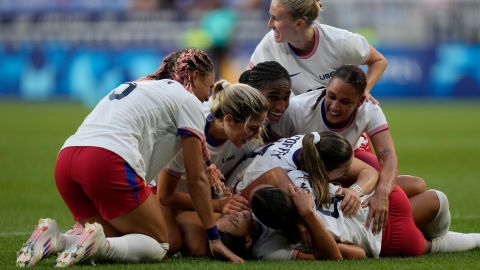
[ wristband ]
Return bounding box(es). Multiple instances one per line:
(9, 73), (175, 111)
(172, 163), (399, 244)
(349, 183), (365, 196)
(206, 225), (221, 240)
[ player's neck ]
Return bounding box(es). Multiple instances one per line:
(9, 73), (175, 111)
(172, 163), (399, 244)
(207, 121), (228, 146)
(288, 27), (315, 56)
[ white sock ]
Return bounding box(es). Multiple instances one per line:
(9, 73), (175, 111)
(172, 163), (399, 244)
(423, 189), (451, 238)
(431, 231), (480, 253)
(101, 234), (169, 263)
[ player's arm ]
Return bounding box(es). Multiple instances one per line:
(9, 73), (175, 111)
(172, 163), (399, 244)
(364, 129), (397, 233)
(181, 136), (243, 263)
(294, 243), (366, 260)
(336, 157), (379, 217)
(364, 45), (387, 103)
(288, 185), (342, 260)
(157, 169), (246, 213)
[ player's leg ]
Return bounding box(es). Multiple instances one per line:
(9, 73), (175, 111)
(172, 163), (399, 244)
(55, 147), (169, 267)
(380, 185), (426, 257)
(409, 189), (450, 238)
(396, 175), (427, 198)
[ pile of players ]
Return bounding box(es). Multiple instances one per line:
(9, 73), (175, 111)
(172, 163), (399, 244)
(16, 0), (480, 267)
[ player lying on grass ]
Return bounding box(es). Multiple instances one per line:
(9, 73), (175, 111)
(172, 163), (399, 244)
(221, 132), (480, 259)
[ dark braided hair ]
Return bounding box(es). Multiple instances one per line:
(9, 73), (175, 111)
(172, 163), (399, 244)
(240, 61), (291, 93)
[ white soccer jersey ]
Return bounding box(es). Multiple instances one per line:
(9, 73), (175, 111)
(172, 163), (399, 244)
(228, 135), (304, 193)
(270, 90), (388, 147)
(288, 170), (382, 258)
(166, 111), (261, 185)
(252, 170), (382, 259)
(250, 22), (370, 95)
(62, 79), (206, 182)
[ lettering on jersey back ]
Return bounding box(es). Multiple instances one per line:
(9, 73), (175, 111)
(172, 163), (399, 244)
(317, 196), (342, 219)
(271, 135), (301, 160)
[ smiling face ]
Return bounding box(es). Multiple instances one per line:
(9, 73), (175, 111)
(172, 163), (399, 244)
(261, 79), (291, 123)
(224, 112), (267, 147)
(324, 78), (365, 126)
(268, 0), (298, 43)
(192, 71), (215, 102)
(217, 210), (253, 238)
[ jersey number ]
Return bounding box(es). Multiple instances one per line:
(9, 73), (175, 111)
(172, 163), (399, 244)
(109, 82), (137, 100)
(317, 196), (342, 219)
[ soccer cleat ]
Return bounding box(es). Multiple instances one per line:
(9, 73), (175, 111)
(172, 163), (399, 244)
(16, 218), (62, 267)
(65, 222), (84, 236)
(55, 222), (107, 267)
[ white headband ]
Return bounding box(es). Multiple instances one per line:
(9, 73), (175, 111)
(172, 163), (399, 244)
(311, 132), (321, 144)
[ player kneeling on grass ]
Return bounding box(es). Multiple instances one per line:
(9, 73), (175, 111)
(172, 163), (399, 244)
(16, 48), (244, 267)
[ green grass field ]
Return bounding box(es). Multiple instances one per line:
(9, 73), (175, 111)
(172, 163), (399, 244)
(1, 100), (479, 269)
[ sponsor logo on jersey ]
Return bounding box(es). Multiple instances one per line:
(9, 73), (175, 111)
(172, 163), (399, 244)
(222, 155), (235, 163)
(319, 71), (336, 81)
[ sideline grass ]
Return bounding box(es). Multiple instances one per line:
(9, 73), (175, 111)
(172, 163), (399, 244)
(1, 100), (479, 269)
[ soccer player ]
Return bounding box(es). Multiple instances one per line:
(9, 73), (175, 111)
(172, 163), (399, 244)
(249, 176), (480, 260)
(249, 0), (387, 103)
(270, 65), (427, 232)
(16, 48), (243, 267)
(155, 80), (268, 255)
(227, 131), (379, 218)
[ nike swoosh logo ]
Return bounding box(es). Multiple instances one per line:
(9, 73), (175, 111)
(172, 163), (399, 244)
(290, 72), (301, 77)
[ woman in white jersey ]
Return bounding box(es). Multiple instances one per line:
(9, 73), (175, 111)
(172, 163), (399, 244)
(16, 49), (243, 268)
(248, 178), (480, 260)
(249, 0), (387, 103)
(271, 65), (427, 233)
(239, 61), (294, 143)
(220, 133), (480, 260)
(156, 80), (268, 256)
(228, 132), (379, 219)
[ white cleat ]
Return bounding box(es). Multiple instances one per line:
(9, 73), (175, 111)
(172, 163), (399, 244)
(16, 218), (62, 267)
(55, 222), (107, 267)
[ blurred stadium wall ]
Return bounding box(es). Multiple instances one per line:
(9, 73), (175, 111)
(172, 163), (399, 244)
(0, 0), (479, 106)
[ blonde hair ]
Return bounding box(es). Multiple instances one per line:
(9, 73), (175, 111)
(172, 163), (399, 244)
(210, 80), (268, 124)
(279, 0), (323, 25)
(299, 131), (353, 207)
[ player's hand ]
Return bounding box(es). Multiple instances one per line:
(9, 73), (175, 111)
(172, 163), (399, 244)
(209, 239), (244, 263)
(365, 93), (380, 105)
(337, 188), (361, 217)
(363, 187), (389, 234)
(288, 185), (314, 217)
(220, 195), (250, 215)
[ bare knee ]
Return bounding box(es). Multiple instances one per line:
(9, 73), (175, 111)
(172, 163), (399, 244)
(397, 175), (427, 197)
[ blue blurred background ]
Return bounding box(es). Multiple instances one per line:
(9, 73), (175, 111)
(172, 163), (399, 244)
(1, 0), (480, 106)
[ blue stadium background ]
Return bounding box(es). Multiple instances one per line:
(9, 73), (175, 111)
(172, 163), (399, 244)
(1, 0), (479, 106)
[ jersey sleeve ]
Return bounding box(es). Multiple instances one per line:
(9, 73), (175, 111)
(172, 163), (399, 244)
(341, 32), (370, 65)
(176, 96), (206, 141)
(365, 104), (389, 137)
(253, 231), (296, 260)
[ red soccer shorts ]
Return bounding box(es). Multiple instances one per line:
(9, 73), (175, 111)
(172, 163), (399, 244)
(55, 146), (150, 221)
(380, 185), (426, 257)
